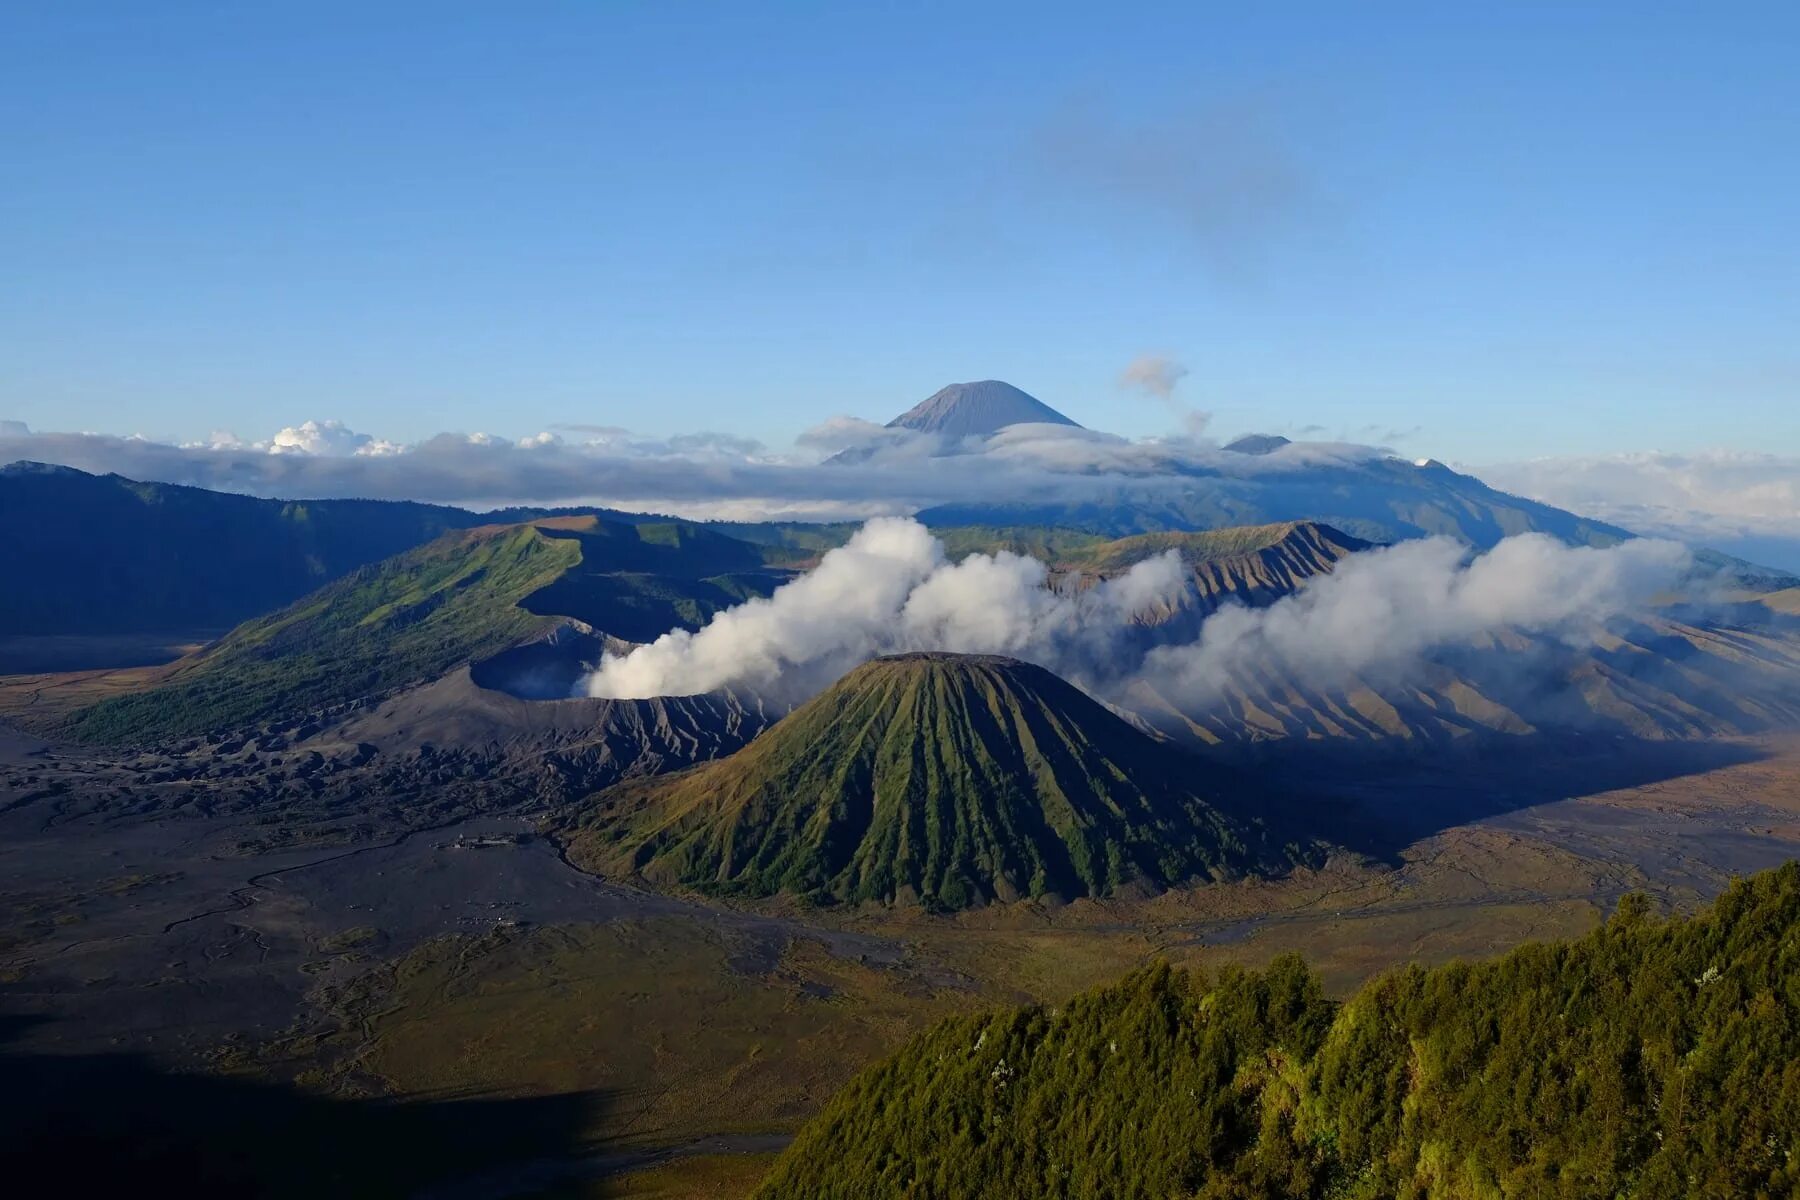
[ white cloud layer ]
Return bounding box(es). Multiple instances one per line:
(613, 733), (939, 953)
(582, 519), (1695, 716)
(0, 413), (1395, 517)
(583, 517), (1190, 702)
(1482, 450), (1800, 573)
(1138, 533), (1693, 706)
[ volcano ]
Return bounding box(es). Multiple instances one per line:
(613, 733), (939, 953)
(561, 652), (1320, 909)
(887, 380), (1080, 439)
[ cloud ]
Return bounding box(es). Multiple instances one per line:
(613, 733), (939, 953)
(267, 419), (403, 457)
(1032, 96), (1314, 275)
(582, 517), (1190, 702)
(1119, 354), (1209, 439)
(1119, 355), (1190, 400)
(0, 412), (1430, 523)
(796, 416), (917, 455)
(550, 423), (633, 438)
(580, 521), (1697, 725)
(1137, 533), (1694, 707)
(179, 418), (404, 457)
(1481, 450), (1800, 573)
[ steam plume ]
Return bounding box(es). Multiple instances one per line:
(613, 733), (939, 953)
(581, 520), (1695, 717)
(582, 518), (1189, 701)
(1136, 533), (1693, 706)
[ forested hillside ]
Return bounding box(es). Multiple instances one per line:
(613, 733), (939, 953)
(756, 863), (1800, 1199)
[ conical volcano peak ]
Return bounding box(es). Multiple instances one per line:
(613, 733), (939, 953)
(1223, 433), (1292, 455)
(888, 381), (1080, 438)
(562, 650), (1319, 909)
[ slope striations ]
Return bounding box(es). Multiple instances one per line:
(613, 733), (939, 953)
(561, 652), (1321, 909)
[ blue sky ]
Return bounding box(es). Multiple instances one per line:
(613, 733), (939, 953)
(3, 2), (1797, 461)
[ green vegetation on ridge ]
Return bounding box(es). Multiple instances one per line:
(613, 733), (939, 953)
(517, 517), (792, 641)
(65, 524), (581, 742)
(59, 516), (798, 742)
(1055, 521), (1368, 575)
(755, 861), (1800, 1199)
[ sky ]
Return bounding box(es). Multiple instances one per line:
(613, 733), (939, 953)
(4, 2), (1797, 465)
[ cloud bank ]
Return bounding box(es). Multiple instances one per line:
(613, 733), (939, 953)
(583, 517), (1189, 702)
(0, 414), (1391, 518)
(1137, 533), (1693, 707)
(582, 519), (1694, 718)
(1482, 450), (1800, 573)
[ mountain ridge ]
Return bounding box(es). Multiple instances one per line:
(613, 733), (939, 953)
(58, 517), (795, 743)
(0, 461), (494, 636)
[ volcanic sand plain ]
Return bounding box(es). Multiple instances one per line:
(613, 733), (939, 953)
(2, 716), (1798, 1197)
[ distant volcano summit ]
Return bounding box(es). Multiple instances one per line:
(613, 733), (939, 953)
(887, 380), (1080, 439)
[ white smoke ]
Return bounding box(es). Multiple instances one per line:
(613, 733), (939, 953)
(581, 521), (1696, 718)
(1137, 533), (1693, 706)
(581, 517), (1191, 701)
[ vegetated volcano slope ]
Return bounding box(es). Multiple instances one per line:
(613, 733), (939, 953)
(704, 521), (1363, 616)
(63, 524), (581, 743)
(1126, 609), (1800, 749)
(0, 461), (494, 636)
(755, 862), (1800, 1200)
(561, 653), (1323, 910)
(514, 515), (794, 642)
(703, 522), (1113, 569)
(61, 517), (791, 744)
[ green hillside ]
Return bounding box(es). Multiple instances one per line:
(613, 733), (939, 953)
(756, 861), (1800, 1199)
(934, 525), (1108, 563)
(702, 522), (1108, 567)
(61, 516), (791, 742)
(64, 524), (580, 742)
(1057, 520), (1367, 574)
(562, 652), (1320, 909)
(1057, 521), (1371, 619)
(513, 516), (791, 641)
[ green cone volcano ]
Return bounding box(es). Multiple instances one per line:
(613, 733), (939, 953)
(562, 652), (1320, 909)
